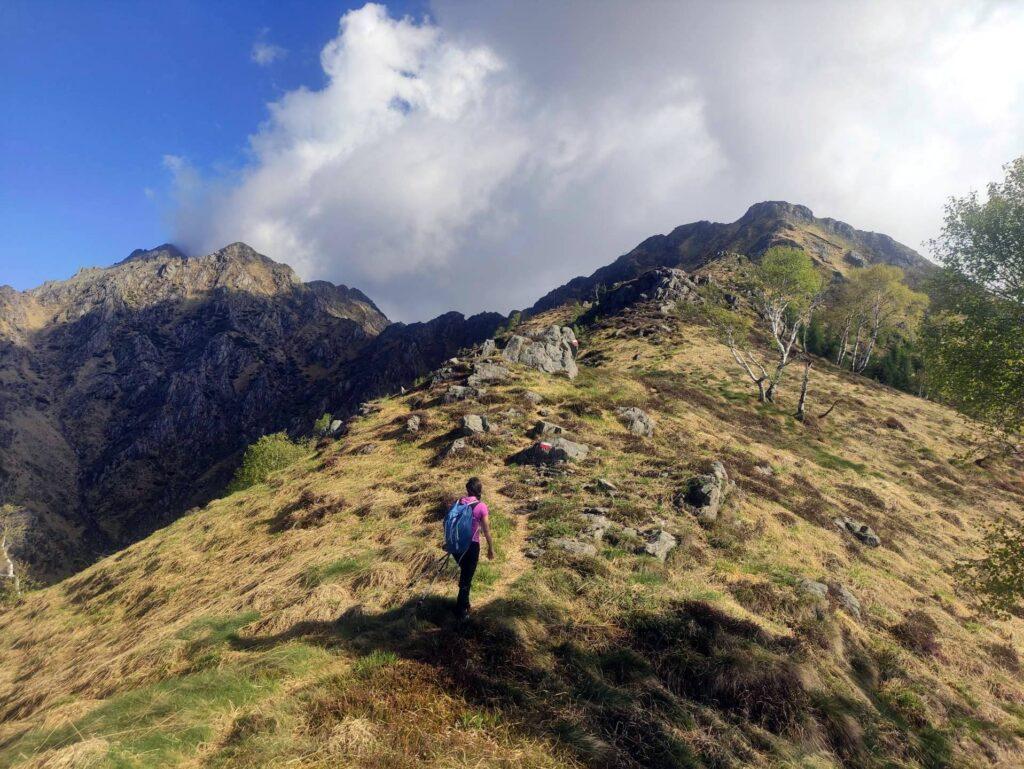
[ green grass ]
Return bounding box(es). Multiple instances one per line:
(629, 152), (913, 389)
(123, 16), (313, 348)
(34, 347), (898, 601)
(809, 447), (868, 474)
(302, 555), (370, 588)
(0, 643), (326, 769)
(352, 649), (398, 678)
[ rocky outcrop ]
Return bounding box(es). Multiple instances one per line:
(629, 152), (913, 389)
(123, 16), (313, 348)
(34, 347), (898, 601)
(458, 414), (491, 436)
(835, 516), (881, 547)
(678, 462), (732, 522)
(466, 361), (509, 388)
(583, 267), (700, 320)
(502, 326), (579, 379)
(616, 407), (655, 437)
(509, 436), (590, 465)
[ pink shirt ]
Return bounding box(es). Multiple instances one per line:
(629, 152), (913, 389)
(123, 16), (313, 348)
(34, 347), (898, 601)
(459, 496), (489, 543)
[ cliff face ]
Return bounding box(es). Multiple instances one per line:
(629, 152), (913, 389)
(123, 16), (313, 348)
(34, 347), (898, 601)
(530, 201), (936, 313)
(0, 243), (504, 581)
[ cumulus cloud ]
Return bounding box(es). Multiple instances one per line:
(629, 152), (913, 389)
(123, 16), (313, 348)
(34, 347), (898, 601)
(170, 1), (1024, 321)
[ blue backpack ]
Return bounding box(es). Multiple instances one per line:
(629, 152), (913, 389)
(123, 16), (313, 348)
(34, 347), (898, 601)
(443, 499), (476, 558)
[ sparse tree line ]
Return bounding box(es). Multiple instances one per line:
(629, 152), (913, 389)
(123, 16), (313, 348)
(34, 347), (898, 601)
(705, 156), (1024, 616)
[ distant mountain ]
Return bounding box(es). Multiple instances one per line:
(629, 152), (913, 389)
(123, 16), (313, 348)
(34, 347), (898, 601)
(530, 201), (935, 313)
(0, 243), (502, 581)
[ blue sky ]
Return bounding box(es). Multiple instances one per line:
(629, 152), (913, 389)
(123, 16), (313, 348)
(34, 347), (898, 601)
(0, 0), (423, 290)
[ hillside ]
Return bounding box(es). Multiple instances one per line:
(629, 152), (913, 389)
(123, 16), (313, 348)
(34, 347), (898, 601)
(1, 271), (1022, 769)
(0, 244), (502, 582)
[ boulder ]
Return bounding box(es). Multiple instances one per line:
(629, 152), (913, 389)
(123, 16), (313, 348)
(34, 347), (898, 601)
(641, 529), (678, 561)
(617, 406), (655, 437)
(596, 477), (617, 493)
(527, 420), (565, 439)
(509, 436), (589, 465)
(480, 338), (497, 357)
(678, 462), (731, 522)
(405, 415), (421, 434)
(459, 414), (490, 436)
(522, 391), (544, 405)
(834, 516), (881, 547)
(443, 385), (480, 403)
(440, 438), (467, 460)
(829, 582), (862, 620)
(467, 361), (509, 388)
(551, 538), (598, 557)
(502, 325), (579, 379)
(329, 419), (344, 435)
(797, 578), (829, 601)
(581, 511), (613, 541)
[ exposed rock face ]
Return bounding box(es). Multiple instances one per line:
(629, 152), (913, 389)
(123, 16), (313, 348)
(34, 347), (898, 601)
(466, 361), (509, 388)
(583, 267), (700, 320)
(530, 201), (936, 314)
(0, 243), (503, 582)
(502, 325), (579, 379)
(679, 462), (732, 522)
(617, 407), (655, 437)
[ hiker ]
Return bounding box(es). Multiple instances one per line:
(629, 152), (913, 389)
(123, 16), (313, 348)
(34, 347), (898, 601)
(444, 477), (494, 618)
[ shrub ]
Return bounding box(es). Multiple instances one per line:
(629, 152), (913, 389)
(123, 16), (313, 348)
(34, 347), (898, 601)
(228, 433), (309, 493)
(955, 520), (1024, 618)
(891, 610), (941, 656)
(313, 412), (333, 435)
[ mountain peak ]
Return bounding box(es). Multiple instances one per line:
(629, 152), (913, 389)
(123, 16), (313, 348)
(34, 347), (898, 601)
(119, 243), (187, 264)
(740, 200), (815, 222)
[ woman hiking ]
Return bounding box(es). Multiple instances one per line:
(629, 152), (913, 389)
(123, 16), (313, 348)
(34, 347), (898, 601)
(452, 477), (494, 619)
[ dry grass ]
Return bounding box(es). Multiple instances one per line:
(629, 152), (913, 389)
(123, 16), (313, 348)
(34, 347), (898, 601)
(1, 306), (1023, 768)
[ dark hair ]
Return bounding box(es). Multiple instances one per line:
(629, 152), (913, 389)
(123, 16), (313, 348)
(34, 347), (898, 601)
(466, 477), (483, 498)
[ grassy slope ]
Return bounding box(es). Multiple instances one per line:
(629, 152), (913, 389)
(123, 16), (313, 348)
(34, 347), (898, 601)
(1, 304), (1023, 769)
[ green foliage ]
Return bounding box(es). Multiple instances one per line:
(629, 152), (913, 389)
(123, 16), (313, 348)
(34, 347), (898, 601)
(954, 520), (1024, 618)
(753, 246), (824, 312)
(228, 433), (309, 493)
(924, 157), (1024, 436)
(313, 412), (333, 435)
(505, 310), (522, 331)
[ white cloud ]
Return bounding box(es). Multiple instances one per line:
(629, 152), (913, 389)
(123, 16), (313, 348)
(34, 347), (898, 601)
(251, 39), (286, 66)
(170, 1), (1024, 321)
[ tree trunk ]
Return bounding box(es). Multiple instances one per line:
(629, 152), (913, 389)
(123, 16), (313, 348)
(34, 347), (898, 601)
(795, 359), (812, 420)
(835, 320), (850, 367)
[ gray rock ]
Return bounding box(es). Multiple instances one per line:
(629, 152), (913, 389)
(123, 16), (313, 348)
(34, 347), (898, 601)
(502, 325), (579, 379)
(480, 338), (497, 357)
(459, 414), (490, 436)
(641, 530), (678, 561)
(834, 516), (881, 547)
(355, 443), (377, 455)
(509, 436), (590, 465)
(443, 385), (480, 403)
(405, 415), (421, 434)
(527, 420), (564, 438)
(329, 419), (344, 435)
(551, 538), (598, 557)
(441, 438), (467, 460)
(467, 361), (509, 387)
(581, 512), (613, 541)
(678, 461), (731, 522)
(829, 582), (862, 619)
(616, 406), (655, 437)
(797, 578), (829, 600)
(523, 390), (543, 405)
(753, 464), (774, 477)
(596, 477), (617, 493)
(524, 547), (545, 559)
(586, 267), (700, 319)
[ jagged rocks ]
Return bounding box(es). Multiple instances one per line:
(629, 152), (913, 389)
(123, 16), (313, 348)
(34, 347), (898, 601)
(443, 385), (480, 403)
(834, 517), (881, 547)
(509, 436), (589, 465)
(678, 462), (732, 522)
(502, 325), (579, 379)
(616, 406), (655, 437)
(480, 338), (497, 357)
(527, 420), (565, 439)
(467, 361), (509, 388)
(585, 267), (700, 319)
(459, 414), (491, 436)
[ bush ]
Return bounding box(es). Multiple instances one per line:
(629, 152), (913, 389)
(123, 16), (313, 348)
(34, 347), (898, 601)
(228, 433), (309, 493)
(954, 520), (1024, 618)
(313, 412), (333, 435)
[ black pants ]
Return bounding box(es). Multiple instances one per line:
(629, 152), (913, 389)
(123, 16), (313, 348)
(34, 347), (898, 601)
(456, 542), (480, 615)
